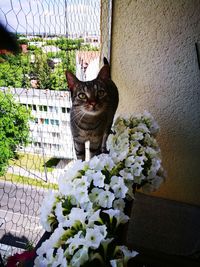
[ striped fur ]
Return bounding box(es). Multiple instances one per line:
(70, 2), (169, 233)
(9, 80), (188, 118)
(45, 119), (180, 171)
(66, 58), (119, 160)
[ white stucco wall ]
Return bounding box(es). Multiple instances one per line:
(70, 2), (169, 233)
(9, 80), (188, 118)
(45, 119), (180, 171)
(111, 0), (200, 205)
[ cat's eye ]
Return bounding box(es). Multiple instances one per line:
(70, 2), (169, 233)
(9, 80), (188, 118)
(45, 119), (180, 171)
(78, 93), (87, 100)
(97, 89), (105, 97)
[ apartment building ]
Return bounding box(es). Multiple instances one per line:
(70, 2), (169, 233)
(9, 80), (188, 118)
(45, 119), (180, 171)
(2, 87), (75, 159)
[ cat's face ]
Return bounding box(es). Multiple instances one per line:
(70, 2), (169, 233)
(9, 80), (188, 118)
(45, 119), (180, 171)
(70, 81), (109, 115)
(66, 63), (111, 116)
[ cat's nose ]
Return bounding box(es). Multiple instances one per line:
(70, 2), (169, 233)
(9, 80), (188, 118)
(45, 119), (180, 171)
(89, 101), (96, 107)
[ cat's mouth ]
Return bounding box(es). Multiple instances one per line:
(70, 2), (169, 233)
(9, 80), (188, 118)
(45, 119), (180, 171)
(85, 108), (102, 115)
(83, 105), (103, 116)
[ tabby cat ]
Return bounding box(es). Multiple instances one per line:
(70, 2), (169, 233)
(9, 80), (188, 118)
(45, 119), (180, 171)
(66, 58), (119, 160)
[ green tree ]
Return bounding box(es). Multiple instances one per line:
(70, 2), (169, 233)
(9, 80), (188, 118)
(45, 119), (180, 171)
(0, 91), (31, 175)
(30, 52), (52, 89)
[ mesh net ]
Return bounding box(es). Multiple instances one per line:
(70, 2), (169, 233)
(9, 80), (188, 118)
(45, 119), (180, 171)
(0, 0), (111, 260)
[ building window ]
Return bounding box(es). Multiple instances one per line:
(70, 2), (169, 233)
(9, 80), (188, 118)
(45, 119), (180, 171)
(49, 106), (58, 113)
(61, 120), (69, 126)
(67, 108), (70, 113)
(35, 118), (38, 124)
(33, 104), (36, 111)
(52, 132), (60, 138)
(39, 105), (47, 112)
(45, 119), (49, 125)
(50, 119), (59, 126)
(54, 107), (58, 113)
(62, 107), (66, 113)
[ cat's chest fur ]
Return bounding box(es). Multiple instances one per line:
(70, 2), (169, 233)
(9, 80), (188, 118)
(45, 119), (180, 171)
(71, 111), (107, 141)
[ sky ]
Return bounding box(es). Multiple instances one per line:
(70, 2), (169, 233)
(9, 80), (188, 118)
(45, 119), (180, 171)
(0, 0), (100, 35)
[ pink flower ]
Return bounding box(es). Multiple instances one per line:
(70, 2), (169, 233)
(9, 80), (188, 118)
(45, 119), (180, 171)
(6, 250), (36, 267)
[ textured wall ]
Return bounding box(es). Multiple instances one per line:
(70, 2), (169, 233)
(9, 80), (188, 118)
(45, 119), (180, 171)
(111, 0), (200, 205)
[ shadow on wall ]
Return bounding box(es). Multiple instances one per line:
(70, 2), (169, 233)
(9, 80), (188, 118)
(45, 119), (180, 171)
(0, 232), (31, 250)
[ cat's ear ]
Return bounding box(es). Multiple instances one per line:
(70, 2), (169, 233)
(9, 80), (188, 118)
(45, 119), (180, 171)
(97, 57), (111, 81)
(65, 71), (79, 91)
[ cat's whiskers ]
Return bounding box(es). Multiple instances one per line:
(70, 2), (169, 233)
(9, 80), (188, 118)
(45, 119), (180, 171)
(71, 110), (83, 123)
(77, 111), (86, 126)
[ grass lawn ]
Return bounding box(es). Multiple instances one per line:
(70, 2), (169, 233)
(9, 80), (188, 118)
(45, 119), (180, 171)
(9, 153), (60, 173)
(0, 173), (58, 190)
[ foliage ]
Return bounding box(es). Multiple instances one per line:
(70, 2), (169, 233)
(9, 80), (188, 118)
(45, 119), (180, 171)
(9, 153), (57, 173)
(81, 44), (99, 51)
(0, 54), (31, 88)
(35, 112), (165, 267)
(0, 173), (58, 190)
(0, 36), (99, 90)
(17, 38), (28, 45)
(31, 52), (52, 89)
(0, 91), (31, 175)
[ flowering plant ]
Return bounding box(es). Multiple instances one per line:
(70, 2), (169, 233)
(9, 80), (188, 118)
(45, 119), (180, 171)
(35, 112), (165, 267)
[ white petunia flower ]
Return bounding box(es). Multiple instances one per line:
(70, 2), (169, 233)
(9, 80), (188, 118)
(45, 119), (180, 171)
(74, 188), (90, 204)
(40, 191), (57, 232)
(52, 248), (68, 267)
(118, 245), (138, 262)
(102, 209), (129, 227)
(96, 224), (107, 238)
(142, 175), (164, 193)
(85, 226), (106, 249)
(98, 153), (115, 170)
(113, 198), (126, 211)
(84, 169), (95, 183)
(134, 155), (146, 165)
(119, 169), (134, 181)
(148, 158), (161, 176)
(80, 200), (93, 212)
(88, 209), (102, 226)
(97, 190), (115, 208)
(102, 209), (120, 221)
(36, 225), (65, 257)
(110, 259), (124, 267)
(66, 231), (85, 255)
(70, 247), (89, 267)
(131, 131), (144, 141)
(58, 174), (74, 196)
(132, 162), (144, 177)
(55, 202), (66, 224)
(145, 146), (157, 158)
(125, 155), (135, 168)
(62, 208), (88, 227)
(88, 155), (105, 170)
(61, 160), (87, 182)
(135, 123), (150, 133)
(110, 176), (128, 198)
(89, 188), (104, 203)
(34, 255), (48, 267)
(73, 175), (89, 189)
(92, 170), (105, 187)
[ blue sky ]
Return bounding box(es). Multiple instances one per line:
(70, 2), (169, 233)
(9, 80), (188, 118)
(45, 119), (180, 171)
(0, 0), (100, 35)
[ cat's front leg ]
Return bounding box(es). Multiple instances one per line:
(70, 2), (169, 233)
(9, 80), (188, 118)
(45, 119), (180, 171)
(101, 133), (109, 154)
(74, 140), (85, 160)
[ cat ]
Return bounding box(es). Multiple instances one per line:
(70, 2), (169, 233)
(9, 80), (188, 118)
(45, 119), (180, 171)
(66, 57), (119, 160)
